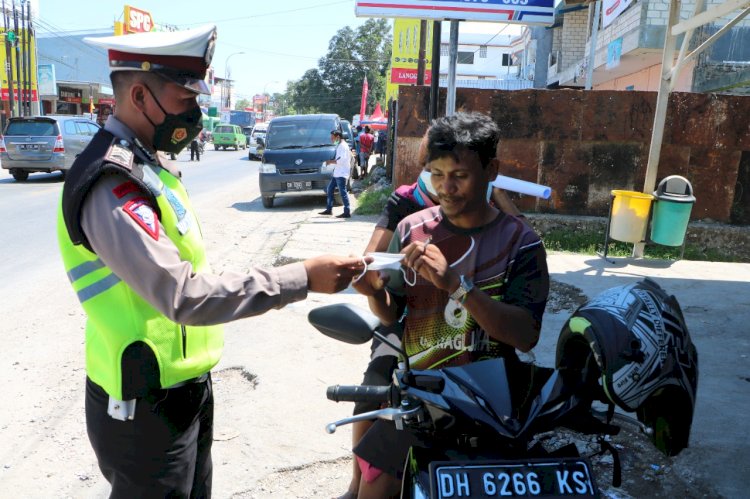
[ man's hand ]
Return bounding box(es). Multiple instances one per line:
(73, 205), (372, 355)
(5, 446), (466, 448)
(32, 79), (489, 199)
(402, 240), (460, 293)
(352, 268), (389, 296)
(303, 255), (367, 293)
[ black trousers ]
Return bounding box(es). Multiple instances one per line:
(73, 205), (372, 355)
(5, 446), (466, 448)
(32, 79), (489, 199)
(85, 376), (214, 498)
(190, 141), (201, 161)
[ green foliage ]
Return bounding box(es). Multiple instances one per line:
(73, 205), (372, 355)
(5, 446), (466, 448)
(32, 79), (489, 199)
(354, 186), (393, 215)
(234, 98), (251, 111)
(281, 19), (392, 119)
(541, 228), (742, 262)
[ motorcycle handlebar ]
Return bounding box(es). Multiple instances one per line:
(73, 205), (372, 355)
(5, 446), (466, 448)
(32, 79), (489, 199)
(326, 384), (391, 404)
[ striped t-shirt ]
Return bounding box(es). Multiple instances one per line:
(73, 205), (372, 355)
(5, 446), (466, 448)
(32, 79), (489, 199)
(387, 206), (549, 370)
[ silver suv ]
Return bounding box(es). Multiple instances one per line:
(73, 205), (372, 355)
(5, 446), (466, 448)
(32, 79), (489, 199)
(0, 115), (100, 181)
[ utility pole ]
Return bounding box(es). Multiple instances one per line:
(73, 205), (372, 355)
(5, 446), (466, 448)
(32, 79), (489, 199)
(20, 0), (26, 115)
(24, 0), (31, 115)
(416, 20), (427, 86)
(3, 1), (16, 118)
(13, 0), (22, 116)
(429, 21), (441, 121)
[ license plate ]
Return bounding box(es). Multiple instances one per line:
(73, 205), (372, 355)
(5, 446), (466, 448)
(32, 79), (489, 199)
(431, 458), (597, 498)
(18, 144), (40, 151)
(286, 181), (311, 191)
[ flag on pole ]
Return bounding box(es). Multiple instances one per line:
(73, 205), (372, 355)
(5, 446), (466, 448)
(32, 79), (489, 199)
(359, 77), (368, 122)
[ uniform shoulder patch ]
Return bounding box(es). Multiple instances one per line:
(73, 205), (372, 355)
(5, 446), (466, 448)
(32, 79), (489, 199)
(112, 181), (140, 199)
(105, 142), (135, 170)
(123, 197), (160, 241)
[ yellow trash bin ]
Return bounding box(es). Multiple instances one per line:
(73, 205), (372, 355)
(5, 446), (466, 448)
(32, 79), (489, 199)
(609, 190), (654, 243)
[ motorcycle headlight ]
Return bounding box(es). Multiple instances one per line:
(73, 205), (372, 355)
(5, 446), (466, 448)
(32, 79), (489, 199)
(321, 161), (335, 174)
(260, 162), (277, 173)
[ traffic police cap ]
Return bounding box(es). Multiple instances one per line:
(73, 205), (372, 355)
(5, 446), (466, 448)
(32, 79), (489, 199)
(84, 24), (217, 95)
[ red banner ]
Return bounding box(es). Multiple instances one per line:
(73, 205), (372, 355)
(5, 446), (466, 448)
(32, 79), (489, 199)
(390, 67), (432, 85)
(1, 88), (39, 101)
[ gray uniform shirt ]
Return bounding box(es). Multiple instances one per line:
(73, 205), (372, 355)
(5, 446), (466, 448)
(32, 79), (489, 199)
(79, 116), (308, 326)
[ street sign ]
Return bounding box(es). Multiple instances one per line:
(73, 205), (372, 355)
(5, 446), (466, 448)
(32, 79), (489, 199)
(355, 0), (555, 26)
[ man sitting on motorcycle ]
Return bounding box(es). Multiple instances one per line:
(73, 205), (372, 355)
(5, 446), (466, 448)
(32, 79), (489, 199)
(352, 112), (550, 498)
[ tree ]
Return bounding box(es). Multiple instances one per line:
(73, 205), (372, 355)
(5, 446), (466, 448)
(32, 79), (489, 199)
(283, 19), (391, 120)
(235, 98), (251, 111)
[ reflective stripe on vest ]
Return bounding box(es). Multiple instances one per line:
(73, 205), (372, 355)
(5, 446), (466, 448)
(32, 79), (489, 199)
(57, 163), (224, 400)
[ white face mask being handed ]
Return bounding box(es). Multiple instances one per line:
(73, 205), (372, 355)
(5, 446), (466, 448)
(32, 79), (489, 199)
(354, 252), (417, 286)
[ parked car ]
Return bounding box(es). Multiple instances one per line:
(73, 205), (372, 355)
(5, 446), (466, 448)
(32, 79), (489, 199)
(259, 114), (345, 208)
(247, 123), (268, 161)
(212, 123), (246, 151)
(340, 119), (355, 150)
(0, 115), (100, 181)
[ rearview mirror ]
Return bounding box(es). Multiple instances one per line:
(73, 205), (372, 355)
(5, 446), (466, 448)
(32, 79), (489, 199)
(307, 304), (380, 345)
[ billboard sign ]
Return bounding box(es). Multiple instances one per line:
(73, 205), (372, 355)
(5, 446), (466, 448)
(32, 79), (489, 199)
(602, 0), (634, 28)
(391, 19), (433, 85)
(124, 5), (154, 34)
(38, 64), (56, 96)
(355, 0), (554, 26)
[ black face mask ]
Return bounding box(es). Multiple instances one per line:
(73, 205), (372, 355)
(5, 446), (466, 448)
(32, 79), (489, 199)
(142, 85), (203, 154)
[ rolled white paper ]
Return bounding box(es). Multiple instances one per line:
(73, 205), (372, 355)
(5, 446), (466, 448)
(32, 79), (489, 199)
(492, 175), (551, 199)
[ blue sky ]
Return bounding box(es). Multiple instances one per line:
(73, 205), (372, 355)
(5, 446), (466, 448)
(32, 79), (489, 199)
(35, 0), (372, 100)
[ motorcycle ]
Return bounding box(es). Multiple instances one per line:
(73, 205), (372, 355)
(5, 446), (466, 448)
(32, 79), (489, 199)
(308, 278), (698, 498)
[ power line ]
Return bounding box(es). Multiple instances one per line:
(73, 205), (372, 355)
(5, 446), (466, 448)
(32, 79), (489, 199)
(175, 0), (351, 28)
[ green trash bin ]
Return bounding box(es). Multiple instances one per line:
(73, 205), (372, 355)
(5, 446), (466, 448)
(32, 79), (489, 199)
(650, 175), (695, 246)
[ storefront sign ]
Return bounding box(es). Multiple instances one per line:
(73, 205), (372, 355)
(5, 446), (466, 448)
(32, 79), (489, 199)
(1, 88), (38, 101)
(59, 86), (83, 103)
(356, 0), (554, 26)
(391, 67), (433, 84)
(124, 5), (154, 33)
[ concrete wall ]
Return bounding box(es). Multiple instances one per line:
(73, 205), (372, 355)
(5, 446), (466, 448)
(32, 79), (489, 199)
(394, 86), (750, 224)
(561, 9), (589, 72)
(594, 60), (695, 91)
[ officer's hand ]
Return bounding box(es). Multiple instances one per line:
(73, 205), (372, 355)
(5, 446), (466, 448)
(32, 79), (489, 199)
(304, 255), (368, 293)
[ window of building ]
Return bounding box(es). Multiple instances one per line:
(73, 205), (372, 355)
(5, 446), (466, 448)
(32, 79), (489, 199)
(480, 45), (487, 58)
(441, 44), (448, 56)
(457, 51), (474, 64)
(502, 53), (511, 66)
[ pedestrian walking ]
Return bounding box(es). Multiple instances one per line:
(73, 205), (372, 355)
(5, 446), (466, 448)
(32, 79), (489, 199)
(56, 25), (365, 497)
(319, 129), (352, 218)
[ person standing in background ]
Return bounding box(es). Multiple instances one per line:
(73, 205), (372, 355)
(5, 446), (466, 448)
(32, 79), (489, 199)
(319, 129), (353, 218)
(358, 125), (374, 176)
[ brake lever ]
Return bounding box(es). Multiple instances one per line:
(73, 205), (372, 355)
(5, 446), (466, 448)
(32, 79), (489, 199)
(325, 405), (421, 434)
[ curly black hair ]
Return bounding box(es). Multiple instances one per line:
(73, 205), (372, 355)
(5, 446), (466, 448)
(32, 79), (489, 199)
(426, 112), (500, 169)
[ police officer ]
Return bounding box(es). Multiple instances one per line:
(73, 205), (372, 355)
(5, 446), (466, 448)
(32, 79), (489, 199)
(57, 25), (365, 497)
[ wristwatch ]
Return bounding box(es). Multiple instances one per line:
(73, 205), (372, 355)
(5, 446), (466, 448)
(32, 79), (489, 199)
(449, 275), (474, 304)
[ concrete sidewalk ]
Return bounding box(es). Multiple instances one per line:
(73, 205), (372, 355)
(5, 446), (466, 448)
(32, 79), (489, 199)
(281, 210), (750, 497)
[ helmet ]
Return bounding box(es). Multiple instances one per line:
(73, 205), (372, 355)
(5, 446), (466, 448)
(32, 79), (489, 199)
(555, 278), (698, 456)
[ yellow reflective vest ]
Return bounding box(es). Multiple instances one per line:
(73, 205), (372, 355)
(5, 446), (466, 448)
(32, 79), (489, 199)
(57, 162), (223, 400)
